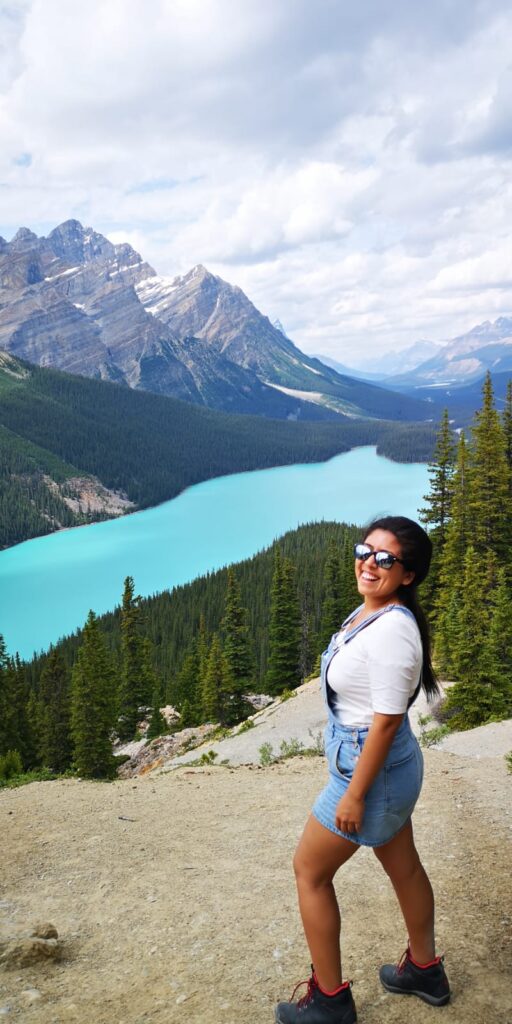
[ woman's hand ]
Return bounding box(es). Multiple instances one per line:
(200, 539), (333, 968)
(335, 791), (365, 834)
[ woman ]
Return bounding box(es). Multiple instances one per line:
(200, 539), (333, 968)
(275, 516), (450, 1024)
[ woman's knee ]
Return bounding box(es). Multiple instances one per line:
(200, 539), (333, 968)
(373, 834), (422, 882)
(294, 847), (333, 888)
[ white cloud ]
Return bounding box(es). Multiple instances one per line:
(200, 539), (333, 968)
(0, 0), (512, 359)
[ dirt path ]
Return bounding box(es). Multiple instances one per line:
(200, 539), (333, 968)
(1, 743), (511, 1024)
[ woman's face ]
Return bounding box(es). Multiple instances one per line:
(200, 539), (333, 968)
(355, 528), (415, 603)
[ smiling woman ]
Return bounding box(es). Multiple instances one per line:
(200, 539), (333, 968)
(275, 515), (450, 1024)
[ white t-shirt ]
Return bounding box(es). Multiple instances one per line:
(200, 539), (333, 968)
(326, 608), (423, 726)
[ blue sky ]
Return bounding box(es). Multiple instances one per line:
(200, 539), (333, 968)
(1, 0), (511, 360)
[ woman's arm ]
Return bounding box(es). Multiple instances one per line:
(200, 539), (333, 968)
(335, 712), (403, 834)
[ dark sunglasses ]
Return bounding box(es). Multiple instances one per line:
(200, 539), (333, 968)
(353, 542), (406, 570)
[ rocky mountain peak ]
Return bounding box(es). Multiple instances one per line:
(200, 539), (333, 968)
(47, 220), (114, 265)
(273, 318), (288, 337)
(180, 264), (218, 286)
(10, 227), (38, 249)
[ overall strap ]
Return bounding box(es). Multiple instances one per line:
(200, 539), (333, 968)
(341, 602), (416, 645)
(324, 604), (423, 714)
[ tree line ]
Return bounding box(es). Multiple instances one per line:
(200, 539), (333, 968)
(0, 540), (361, 780)
(420, 373), (512, 728)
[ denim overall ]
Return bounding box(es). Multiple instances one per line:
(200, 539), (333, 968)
(311, 603), (424, 847)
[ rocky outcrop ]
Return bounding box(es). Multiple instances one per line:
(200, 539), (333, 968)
(0, 219), (195, 394)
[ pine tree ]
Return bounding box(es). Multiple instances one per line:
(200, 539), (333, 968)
(442, 546), (503, 729)
(419, 408), (457, 615)
(0, 636), (16, 758)
(450, 547), (489, 682)
(118, 577), (154, 741)
(221, 568), (253, 722)
(420, 409), (456, 546)
(502, 379), (512, 479)
(299, 580), (315, 682)
(466, 372), (511, 557)
(433, 589), (462, 679)
(196, 614), (210, 691)
(266, 550), (301, 695)
(319, 540), (344, 649)
(70, 611), (117, 779)
(179, 699), (196, 729)
(38, 649), (72, 772)
(201, 634), (225, 723)
(0, 650), (35, 769)
(146, 683), (168, 740)
(25, 690), (44, 768)
(482, 568), (512, 719)
(434, 431), (469, 626)
(173, 640), (201, 720)
(339, 534), (360, 621)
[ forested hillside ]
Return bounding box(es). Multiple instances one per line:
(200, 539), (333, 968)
(24, 520), (361, 691)
(2, 376), (511, 782)
(0, 354), (437, 548)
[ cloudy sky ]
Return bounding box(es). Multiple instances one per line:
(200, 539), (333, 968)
(1, 0), (511, 362)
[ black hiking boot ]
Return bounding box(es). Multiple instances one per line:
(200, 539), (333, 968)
(275, 968), (357, 1024)
(379, 945), (450, 1006)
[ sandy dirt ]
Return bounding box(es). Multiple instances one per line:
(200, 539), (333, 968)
(1, 719), (511, 1024)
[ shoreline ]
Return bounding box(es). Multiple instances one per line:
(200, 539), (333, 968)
(1, 441), (427, 555)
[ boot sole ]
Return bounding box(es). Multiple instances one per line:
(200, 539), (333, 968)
(275, 1007), (357, 1023)
(380, 980), (450, 1006)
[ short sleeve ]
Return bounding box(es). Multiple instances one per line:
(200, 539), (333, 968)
(362, 611), (423, 715)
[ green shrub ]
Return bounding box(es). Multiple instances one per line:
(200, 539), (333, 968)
(279, 738), (304, 758)
(279, 689), (296, 702)
(237, 719), (255, 733)
(0, 749), (23, 781)
(259, 742), (275, 766)
(199, 750), (218, 765)
(0, 764), (56, 789)
(419, 724), (450, 748)
(505, 751), (512, 774)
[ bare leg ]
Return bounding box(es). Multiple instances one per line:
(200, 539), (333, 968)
(293, 815), (360, 991)
(373, 819), (435, 963)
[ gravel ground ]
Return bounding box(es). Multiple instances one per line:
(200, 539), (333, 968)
(0, 691), (511, 1024)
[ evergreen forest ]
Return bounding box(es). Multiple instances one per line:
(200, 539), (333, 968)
(1, 373), (511, 782)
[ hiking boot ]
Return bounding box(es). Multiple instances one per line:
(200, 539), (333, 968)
(275, 968), (357, 1024)
(379, 945), (450, 1006)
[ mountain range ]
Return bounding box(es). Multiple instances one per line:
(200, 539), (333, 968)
(317, 340), (443, 380)
(0, 220), (435, 424)
(382, 317), (512, 388)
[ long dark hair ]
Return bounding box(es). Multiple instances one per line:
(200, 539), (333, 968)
(362, 515), (439, 701)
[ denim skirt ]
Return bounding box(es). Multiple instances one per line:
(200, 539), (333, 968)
(311, 717), (424, 847)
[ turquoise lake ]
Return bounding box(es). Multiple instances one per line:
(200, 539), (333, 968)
(0, 446), (429, 659)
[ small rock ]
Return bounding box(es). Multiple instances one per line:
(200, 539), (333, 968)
(30, 923), (58, 940)
(0, 938), (61, 968)
(176, 994), (188, 1005)
(20, 989), (42, 1004)
(0, 1007), (12, 1016)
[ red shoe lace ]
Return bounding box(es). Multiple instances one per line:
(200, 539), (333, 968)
(288, 971), (351, 1007)
(396, 948), (410, 974)
(397, 945), (443, 973)
(289, 972), (318, 1008)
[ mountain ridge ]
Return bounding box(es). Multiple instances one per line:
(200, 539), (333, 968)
(0, 220), (436, 423)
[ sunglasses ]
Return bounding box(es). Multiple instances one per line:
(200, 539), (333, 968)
(353, 542), (406, 570)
